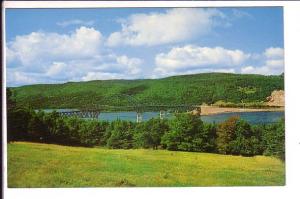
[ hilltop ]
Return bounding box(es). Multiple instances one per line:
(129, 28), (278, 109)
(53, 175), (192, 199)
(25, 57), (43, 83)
(10, 73), (284, 109)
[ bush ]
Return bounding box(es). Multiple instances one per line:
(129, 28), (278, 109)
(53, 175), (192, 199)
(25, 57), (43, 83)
(203, 123), (218, 153)
(133, 118), (169, 149)
(7, 108), (32, 142)
(161, 114), (211, 152)
(262, 119), (285, 160)
(106, 120), (135, 149)
(230, 120), (261, 156)
(217, 116), (263, 156)
(216, 116), (239, 154)
(28, 110), (48, 141)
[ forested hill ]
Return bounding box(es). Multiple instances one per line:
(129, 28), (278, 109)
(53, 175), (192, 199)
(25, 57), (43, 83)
(10, 73), (284, 109)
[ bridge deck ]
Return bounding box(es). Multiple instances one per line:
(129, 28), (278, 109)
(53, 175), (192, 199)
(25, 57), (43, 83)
(57, 105), (201, 121)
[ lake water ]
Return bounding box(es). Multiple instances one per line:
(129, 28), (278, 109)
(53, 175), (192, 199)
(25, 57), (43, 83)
(43, 109), (284, 124)
(201, 111), (284, 125)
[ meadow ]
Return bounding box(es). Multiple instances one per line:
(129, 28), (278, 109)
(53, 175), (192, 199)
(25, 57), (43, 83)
(8, 142), (285, 187)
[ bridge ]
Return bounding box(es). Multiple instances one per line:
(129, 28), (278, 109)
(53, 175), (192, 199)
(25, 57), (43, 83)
(55, 94), (201, 122)
(58, 105), (201, 123)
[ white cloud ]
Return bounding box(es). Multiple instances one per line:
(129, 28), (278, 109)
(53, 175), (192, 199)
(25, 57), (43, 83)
(7, 26), (103, 67)
(213, 68), (236, 73)
(46, 62), (68, 76)
(265, 59), (284, 69)
(153, 45), (284, 77)
(57, 19), (95, 27)
(241, 47), (284, 75)
(82, 72), (125, 81)
(107, 8), (225, 46)
(6, 70), (37, 86)
(150, 67), (236, 79)
(116, 56), (142, 75)
(6, 47), (16, 64)
(264, 47), (284, 59)
(232, 9), (253, 19)
(154, 45), (250, 75)
(6, 27), (144, 86)
(241, 66), (270, 75)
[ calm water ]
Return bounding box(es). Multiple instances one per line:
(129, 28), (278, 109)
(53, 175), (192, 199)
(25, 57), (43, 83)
(201, 111), (284, 125)
(42, 109), (284, 124)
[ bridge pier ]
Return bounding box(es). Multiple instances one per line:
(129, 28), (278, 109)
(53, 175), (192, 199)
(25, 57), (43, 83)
(136, 112), (143, 123)
(92, 111), (100, 119)
(91, 111), (100, 119)
(159, 110), (166, 120)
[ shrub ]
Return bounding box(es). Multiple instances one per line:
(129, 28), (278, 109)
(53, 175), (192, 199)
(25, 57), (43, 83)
(7, 108), (32, 142)
(262, 118), (285, 160)
(161, 114), (208, 152)
(107, 120), (135, 149)
(134, 118), (169, 149)
(216, 116), (239, 154)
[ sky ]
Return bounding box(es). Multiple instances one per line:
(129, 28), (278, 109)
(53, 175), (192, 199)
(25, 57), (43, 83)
(5, 7), (284, 86)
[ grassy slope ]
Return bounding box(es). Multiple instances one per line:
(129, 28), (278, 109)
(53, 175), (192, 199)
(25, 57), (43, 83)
(11, 73), (284, 109)
(8, 142), (285, 187)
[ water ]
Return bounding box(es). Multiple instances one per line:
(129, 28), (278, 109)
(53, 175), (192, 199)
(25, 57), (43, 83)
(201, 111), (284, 125)
(41, 109), (284, 124)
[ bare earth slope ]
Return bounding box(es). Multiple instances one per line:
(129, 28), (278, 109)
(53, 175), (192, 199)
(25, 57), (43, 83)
(266, 90), (285, 107)
(192, 90), (285, 116)
(198, 106), (284, 116)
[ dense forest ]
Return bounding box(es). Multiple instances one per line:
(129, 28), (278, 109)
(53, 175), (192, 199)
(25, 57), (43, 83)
(10, 73), (284, 109)
(7, 89), (285, 160)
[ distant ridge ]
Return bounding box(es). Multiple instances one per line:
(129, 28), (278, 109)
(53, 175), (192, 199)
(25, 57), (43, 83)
(10, 73), (284, 109)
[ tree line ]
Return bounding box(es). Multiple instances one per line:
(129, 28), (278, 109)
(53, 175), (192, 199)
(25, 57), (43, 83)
(7, 89), (285, 160)
(11, 73), (284, 109)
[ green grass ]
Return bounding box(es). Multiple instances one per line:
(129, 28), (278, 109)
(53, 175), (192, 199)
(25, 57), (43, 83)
(8, 142), (285, 187)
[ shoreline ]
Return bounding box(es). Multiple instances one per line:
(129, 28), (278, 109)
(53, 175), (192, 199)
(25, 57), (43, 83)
(195, 106), (284, 116)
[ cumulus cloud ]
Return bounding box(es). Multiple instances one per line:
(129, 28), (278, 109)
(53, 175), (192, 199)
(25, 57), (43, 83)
(82, 72), (125, 81)
(107, 8), (225, 46)
(46, 62), (68, 76)
(57, 19), (95, 27)
(6, 26), (144, 86)
(6, 70), (37, 86)
(7, 26), (103, 67)
(154, 45), (249, 76)
(241, 47), (284, 75)
(153, 45), (284, 77)
(116, 56), (142, 75)
(241, 66), (269, 75)
(264, 47), (284, 59)
(232, 9), (253, 19)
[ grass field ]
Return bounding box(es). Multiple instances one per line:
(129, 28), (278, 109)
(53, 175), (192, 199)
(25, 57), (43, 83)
(7, 142), (285, 187)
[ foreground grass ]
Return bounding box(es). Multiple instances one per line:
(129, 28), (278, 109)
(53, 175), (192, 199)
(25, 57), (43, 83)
(8, 142), (285, 187)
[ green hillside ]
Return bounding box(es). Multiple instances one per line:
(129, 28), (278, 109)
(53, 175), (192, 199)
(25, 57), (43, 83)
(10, 73), (284, 109)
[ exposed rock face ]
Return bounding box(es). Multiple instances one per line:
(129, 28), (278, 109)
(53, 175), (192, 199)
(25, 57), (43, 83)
(266, 90), (285, 107)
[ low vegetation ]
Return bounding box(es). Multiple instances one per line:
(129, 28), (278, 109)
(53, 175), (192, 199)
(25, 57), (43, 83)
(8, 142), (285, 187)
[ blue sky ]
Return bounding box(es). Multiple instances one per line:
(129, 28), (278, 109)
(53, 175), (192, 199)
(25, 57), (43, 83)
(6, 7), (284, 86)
